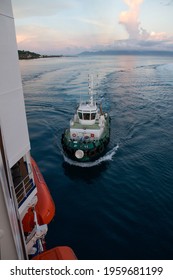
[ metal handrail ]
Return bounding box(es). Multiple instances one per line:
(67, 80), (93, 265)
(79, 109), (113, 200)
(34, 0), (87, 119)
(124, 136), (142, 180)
(14, 173), (35, 206)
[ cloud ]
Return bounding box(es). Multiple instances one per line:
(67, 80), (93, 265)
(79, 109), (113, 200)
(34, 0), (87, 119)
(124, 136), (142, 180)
(117, 0), (173, 52)
(160, 0), (173, 6)
(119, 0), (144, 39)
(12, 0), (173, 54)
(112, 33), (173, 53)
(12, 0), (76, 18)
(74, 17), (111, 28)
(15, 25), (66, 53)
(15, 23), (110, 55)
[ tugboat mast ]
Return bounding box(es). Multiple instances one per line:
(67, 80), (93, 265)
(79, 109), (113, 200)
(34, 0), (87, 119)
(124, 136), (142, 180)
(88, 74), (95, 106)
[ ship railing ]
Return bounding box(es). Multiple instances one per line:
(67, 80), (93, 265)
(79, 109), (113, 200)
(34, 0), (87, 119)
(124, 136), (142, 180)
(14, 173), (35, 207)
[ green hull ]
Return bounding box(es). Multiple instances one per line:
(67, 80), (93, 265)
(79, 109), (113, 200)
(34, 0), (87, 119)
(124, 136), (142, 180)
(61, 116), (110, 162)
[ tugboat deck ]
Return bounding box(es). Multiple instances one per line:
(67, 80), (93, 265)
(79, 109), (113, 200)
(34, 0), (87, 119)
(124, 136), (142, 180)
(70, 121), (100, 130)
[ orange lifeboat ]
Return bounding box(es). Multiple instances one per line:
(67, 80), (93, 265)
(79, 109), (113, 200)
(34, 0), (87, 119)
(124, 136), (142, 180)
(22, 157), (55, 232)
(32, 246), (77, 260)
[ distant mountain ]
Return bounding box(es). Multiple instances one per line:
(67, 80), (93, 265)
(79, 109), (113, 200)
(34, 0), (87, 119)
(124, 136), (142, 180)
(79, 49), (173, 56)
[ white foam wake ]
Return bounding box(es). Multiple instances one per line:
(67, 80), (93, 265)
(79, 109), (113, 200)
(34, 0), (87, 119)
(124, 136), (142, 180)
(63, 144), (119, 168)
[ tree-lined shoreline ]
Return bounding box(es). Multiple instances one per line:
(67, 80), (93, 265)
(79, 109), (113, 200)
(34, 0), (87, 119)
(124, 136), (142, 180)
(18, 50), (63, 60)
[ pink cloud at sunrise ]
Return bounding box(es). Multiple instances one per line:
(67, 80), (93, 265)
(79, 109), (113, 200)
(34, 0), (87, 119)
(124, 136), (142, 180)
(12, 0), (173, 55)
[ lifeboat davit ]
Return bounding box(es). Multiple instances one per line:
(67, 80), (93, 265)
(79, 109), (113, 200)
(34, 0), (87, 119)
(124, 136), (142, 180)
(32, 246), (77, 260)
(22, 157), (55, 232)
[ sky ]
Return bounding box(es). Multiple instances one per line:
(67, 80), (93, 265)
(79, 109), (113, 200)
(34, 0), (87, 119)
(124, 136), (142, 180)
(11, 0), (173, 55)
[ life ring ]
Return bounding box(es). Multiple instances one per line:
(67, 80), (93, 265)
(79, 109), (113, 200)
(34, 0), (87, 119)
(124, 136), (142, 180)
(72, 133), (76, 137)
(75, 149), (84, 159)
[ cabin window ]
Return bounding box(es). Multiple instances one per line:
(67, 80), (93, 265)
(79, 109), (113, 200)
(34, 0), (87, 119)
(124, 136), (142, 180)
(78, 112), (82, 119)
(91, 113), (96, 120)
(83, 113), (90, 120)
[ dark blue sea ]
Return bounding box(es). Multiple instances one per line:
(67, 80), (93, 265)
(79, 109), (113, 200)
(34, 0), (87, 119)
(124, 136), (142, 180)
(20, 55), (173, 260)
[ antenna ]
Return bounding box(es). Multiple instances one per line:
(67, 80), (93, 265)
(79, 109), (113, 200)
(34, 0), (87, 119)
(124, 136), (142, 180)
(88, 74), (94, 105)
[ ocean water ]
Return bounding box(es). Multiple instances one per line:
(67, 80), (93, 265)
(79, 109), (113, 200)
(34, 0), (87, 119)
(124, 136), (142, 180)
(20, 55), (173, 260)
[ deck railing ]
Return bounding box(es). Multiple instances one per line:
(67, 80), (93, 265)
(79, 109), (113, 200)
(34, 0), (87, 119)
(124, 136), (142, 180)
(14, 173), (35, 207)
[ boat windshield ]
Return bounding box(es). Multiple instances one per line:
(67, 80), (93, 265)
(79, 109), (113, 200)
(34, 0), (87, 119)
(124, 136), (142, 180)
(78, 112), (82, 119)
(83, 113), (90, 120)
(78, 111), (96, 120)
(91, 113), (96, 120)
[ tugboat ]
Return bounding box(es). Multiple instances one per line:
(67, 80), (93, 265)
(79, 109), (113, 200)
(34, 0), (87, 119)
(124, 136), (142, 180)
(61, 76), (110, 162)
